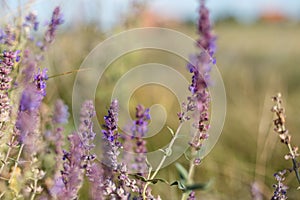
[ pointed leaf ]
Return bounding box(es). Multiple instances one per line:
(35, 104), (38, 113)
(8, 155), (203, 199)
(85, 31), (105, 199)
(175, 163), (188, 181)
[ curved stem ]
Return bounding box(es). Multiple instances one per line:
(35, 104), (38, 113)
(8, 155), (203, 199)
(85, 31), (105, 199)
(181, 149), (196, 200)
(142, 123), (183, 200)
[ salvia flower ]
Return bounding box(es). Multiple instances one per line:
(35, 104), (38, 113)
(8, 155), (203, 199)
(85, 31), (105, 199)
(57, 133), (85, 199)
(0, 25), (16, 46)
(44, 7), (64, 44)
(271, 170), (288, 200)
(23, 12), (39, 31)
(33, 68), (48, 96)
(131, 104), (150, 138)
(101, 100), (141, 199)
(86, 162), (104, 200)
(251, 182), (263, 200)
(197, 0), (217, 61)
(78, 100), (96, 153)
(0, 50), (20, 122)
(186, 0), (215, 152)
(131, 105), (150, 174)
(53, 99), (69, 124)
(102, 99), (120, 171)
(187, 191), (196, 200)
(19, 84), (43, 112)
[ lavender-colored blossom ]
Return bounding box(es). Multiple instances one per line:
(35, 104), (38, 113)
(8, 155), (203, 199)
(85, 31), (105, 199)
(24, 12), (39, 31)
(271, 170), (288, 200)
(186, 0), (215, 151)
(16, 66), (47, 154)
(0, 28), (5, 44)
(0, 94), (10, 122)
(34, 68), (48, 96)
(56, 133), (85, 199)
(102, 99), (120, 171)
(86, 162), (104, 200)
(19, 85), (43, 112)
(15, 104), (46, 155)
(78, 100), (96, 152)
(187, 191), (196, 200)
(0, 50), (20, 122)
(251, 182), (263, 200)
(15, 111), (37, 142)
(41, 7), (64, 50)
(101, 100), (140, 199)
(131, 104), (150, 138)
(0, 25), (16, 46)
(131, 105), (150, 174)
(53, 99), (69, 124)
(197, 0), (217, 61)
(52, 101), (98, 199)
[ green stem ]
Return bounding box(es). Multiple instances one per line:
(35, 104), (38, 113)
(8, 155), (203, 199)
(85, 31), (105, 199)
(181, 149), (196, 200)
(287, 143), (300, 185)
(30, 177), (38, 200)
(8, 144), (23, 184)
(0, 136), (15, 175)
(142, 123), (183, 200)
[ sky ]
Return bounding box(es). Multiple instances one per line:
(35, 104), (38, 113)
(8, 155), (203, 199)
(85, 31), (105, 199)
(2, 0), (300, 30)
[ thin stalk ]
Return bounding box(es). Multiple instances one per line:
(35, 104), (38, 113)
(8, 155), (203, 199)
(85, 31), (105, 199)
(30, 176), (38, 200)
(0, 135), (15, 174)
(8, 144), (24, 184)
(287, 143), (300, 185)
(142, 123), (183, 200)
(181, 149), (196, 200)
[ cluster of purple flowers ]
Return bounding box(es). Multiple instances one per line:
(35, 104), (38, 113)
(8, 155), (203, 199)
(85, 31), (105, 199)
(271, 170), (288, 200)
(0, 26), (16, 46)
(23, 12), (39, 31)
(131, 105), (150, 174)
(0, 50), (20, 122)
(44, 7), (64, 45)
(184, 0), (216, 159)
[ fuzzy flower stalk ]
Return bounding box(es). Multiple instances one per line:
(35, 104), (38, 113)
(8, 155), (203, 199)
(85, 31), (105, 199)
(101, 100), (140, 199)
(187, 0), (216, 161)
(53, 100), (96, 199)
(179, 1), (216, 199)
(270, 93), (300, 199)
(0, 50), (21, 124)
(131, 104), (150, 174)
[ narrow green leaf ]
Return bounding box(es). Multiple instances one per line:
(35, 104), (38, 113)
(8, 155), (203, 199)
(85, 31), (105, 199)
(175, 163), (188, 181)
(171, 179), (213, 192)
(186, 182), (210, 191)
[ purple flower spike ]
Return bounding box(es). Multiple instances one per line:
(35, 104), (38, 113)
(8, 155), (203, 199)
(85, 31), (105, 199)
(34, 68), (48, 96)
(186, 0), (216, 151)
(19, 85), (42, 112)
(197, 0), (217, 60)
(58, 133), (85, 199)
(132, 104), (150, 138)
(0, 50), (21, 122)
(102, 99), (119, 147)
(24, 12), (39, 31)
(44, 7), (64, 44)
(78, 100), (96, 157)
(131, 105), (150, 174)
(53, 99), (69, 124)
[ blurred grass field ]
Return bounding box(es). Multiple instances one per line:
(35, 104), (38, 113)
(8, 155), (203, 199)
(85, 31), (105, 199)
(44, 20), (300, 199)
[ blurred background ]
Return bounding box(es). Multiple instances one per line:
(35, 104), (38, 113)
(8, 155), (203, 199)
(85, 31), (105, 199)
(2, 0), (300, 199)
